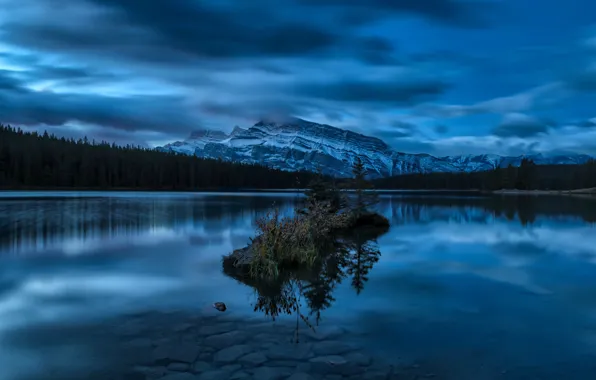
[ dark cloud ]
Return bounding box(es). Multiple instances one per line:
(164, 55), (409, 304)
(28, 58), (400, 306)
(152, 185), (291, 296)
(566, 67), (596, 92)
(1, 0), (396, 67)
(387, 121), (419, 138)
(296, 0), (498, 28)
(0, 70), (25, 91)
(0, 72), (199, 133)
(492, 114), (550, 138)
(297, 78), (449, 105)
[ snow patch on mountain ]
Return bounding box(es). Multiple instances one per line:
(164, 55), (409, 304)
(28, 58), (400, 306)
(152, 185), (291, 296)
(159, 118), (594, 178)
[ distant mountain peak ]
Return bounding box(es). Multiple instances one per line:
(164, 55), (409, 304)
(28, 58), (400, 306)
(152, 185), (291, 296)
(187, 129), (228, 141)
(231, 126), (246, 135)
(159, 117), (594, 178)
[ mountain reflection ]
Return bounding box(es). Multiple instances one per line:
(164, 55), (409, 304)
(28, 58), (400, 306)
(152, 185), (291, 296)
(223, 230), (383, 341)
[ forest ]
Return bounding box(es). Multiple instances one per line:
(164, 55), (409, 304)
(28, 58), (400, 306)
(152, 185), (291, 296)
(374, 158), (596, 191)
(0, 124), (317, 190)
(1, 123), (595, 191)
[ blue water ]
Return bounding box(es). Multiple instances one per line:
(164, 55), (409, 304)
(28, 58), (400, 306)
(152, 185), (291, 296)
(1, 191), (596, 379)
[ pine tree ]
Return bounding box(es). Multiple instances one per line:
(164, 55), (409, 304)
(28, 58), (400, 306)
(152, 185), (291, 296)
(301, 171), (345, 215)
(350, 157), (378, 218)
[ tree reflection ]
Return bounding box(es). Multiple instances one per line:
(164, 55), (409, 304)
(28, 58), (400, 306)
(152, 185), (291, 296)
(222, 228), (385, 341)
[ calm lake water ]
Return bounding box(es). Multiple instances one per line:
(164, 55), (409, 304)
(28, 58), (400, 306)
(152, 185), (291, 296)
(1, 191), (596, 380)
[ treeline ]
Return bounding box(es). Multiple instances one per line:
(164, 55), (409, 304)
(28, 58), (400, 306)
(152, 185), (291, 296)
(0, 124), (317, 190)
(375, 158), (596, 191)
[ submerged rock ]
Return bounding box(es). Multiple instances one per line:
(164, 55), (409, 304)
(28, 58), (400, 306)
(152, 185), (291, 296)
(213, 302), (227, 312)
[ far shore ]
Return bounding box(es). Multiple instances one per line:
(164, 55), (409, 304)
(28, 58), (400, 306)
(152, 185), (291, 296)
(492, 188), (596, 196)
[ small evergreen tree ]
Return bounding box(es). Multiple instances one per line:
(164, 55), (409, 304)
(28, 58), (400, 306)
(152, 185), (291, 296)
(350, 157), (378, 218)
(301, 170), (345, 215)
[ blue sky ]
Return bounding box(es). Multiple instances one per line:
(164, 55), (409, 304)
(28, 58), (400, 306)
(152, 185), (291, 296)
(1, 0), (596, 156)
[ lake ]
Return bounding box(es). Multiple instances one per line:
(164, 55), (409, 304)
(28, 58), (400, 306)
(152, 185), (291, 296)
(1, 191), (596, 380)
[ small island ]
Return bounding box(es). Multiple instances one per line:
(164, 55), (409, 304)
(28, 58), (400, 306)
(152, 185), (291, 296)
(223, 157), (390, 277)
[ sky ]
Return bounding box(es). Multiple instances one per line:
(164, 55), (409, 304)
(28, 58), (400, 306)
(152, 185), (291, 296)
(2, 0), (596, 156)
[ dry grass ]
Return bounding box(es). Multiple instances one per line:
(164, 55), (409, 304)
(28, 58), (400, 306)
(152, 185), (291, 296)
(249, 201), (352, 278)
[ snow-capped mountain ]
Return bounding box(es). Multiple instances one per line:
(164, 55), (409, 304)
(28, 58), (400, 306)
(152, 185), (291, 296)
(158, 118), (593, 178)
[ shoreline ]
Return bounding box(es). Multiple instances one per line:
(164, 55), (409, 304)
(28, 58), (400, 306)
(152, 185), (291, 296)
(492, 188), (596, 196)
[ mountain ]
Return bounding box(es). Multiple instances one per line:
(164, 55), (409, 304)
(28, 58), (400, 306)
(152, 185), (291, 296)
(158, 117), (594, 178)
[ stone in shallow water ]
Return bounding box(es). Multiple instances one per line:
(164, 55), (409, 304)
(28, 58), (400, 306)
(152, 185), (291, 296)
(303, 326), (346, 341)
(359, 364), (394, 380)
(197, 369), (232, 380)
(213, 344), (254, 363)
(134, 365), (168, 380)
(251, 366), (293, 380)
(168, 362), (191, 372)
(239, 351), (268, 366)
(295, 362), (312, 373)
(204, 330), (248, 349)
(267, 360), (301, 367)
(192, 361), (212, 373)
(152, 342), (201, 364)
(344, 352), (372, 367)
(266, 343), (313, 360)
(288, 373), (316, 380)
(312, 341), (358, 356)
(173, 323), (195, 332)
(221, 364), (242, 373)
(230, 370), (252, 379)
(198, 323), (237, 336)
(309, 355), (348, 374)
(160, 373), (197, 380)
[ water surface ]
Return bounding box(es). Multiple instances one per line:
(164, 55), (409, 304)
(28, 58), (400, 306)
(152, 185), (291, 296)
(1, 191), (596, 380)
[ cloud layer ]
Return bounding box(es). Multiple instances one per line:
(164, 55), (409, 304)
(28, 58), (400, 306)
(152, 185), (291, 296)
(1, 0), (596, 154)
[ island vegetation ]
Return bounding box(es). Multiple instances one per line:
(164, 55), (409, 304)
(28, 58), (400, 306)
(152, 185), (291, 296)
(223, 157), (390, 278)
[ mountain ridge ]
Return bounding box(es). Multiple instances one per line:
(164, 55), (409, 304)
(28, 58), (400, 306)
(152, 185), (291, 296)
(158, 117), (594, 178)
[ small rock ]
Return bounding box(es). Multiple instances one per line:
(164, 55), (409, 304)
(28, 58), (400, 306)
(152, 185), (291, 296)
(221, 364), (242, 373)
(266, 343), (313, 360)
(251, 366), (292, 380)
(309, 355), (347, 374)
(192, 361), (212, 373)
(239, 352), (268, 367)
(213, 345), (253, 363)
(213, 302), (227, 312)
(312, 341), (358, 356)
(197, 370), (231, 380)
(160, 373), (197, 380)
(168, 362), (190, 372)
(198, 323), (236, 336)
(152, 342), (201, 364)
(135, 365), (167, 380)
(288, 373), (316, 380)
(303, 326), (345, 341)
(344, 352), (372, 366)
(295, 362), (312, 373)
(267, 360), (301, 367)
(230, 370), (252, 379)
(173, 323), (195, 332)
(362, 364), (394, 380)
(204, 331), (247, 349)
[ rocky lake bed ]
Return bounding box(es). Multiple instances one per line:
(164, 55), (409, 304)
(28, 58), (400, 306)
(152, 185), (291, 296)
(26, 309), (429, 380)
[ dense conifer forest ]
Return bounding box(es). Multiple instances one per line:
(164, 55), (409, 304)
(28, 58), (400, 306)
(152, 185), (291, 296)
(374, 158), (596, 191)
(0, 124), (317, 190)
(2, 123), (595, 191)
